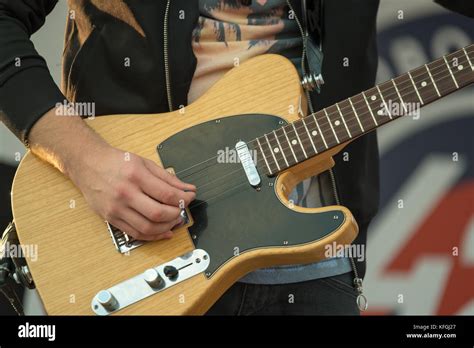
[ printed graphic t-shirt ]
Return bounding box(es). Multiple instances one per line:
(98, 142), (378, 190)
(188, 0), (303, 103)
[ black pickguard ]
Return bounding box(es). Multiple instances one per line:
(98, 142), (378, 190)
(157, 114), (344, 276)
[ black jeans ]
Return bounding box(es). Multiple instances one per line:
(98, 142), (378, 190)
(206, 271), (360, 315)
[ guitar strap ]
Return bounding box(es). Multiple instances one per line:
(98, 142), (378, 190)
(301, 0), (324, 48)
(299, 0), (325, 93)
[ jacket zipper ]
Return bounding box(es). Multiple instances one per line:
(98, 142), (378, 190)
(163, 0), (174, 111)
(286, 0), (368, 311)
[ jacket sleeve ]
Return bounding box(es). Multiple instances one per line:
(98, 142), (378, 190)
(0, 0), (66, 145)
(435, 0), (474, 18)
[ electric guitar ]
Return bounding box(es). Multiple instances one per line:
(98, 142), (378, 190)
(10, 44), (474, 315)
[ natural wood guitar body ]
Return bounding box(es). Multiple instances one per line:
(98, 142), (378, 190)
(11, 54), (358, 315)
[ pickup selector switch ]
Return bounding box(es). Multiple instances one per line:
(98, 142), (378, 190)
(164, 265), (179, 280)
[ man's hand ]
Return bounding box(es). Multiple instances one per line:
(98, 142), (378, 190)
(29, 106), (196, 241)
(69, 147), (196, 241)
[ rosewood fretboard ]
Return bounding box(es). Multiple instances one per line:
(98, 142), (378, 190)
(252, 44), (474, 175)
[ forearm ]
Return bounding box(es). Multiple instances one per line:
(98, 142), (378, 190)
(28, 106), (110, 178)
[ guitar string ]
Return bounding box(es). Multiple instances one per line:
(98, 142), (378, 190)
(180, 62), (473, 197)
(189, 70), (473, 203)
(189, 180), (252, 211)
(176, 56), (473, 191)
(175, 49), (473, 181)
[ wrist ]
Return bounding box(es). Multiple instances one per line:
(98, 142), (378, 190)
(29, 107), (111, 179)
(63, 137), (112, 183)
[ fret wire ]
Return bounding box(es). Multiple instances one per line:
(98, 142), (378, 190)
(407, 71), (424, 105)
(305, 117), (327, 151)
(264, 134), (281, 171)
(301, 119), (318, 154)
(294, 122), (318, 157)
(410, 65), (439, 103)
(282, 126), (299, 162)
(335, 103), (353, 137)
(273, 128), (299, 167)
(391, 78), (408, 114)
(348, 97), (365, 132)
(376, 85), (392, 119)
(463, 47), (474, 71)
(312, 113), (328, 148)
(433, 58), (459, 94)
(361, 91), (378, 126)
(343, 98), (371, 134)
(425, 64), (441, 96)
(379, 80), (403, 120)
(354, 96), (376, 131)
(256, 138), (272, 173)
(323, 108), (340, 143)
(396, 74), (424, 106)
(443, 56), (460, 88)
(445, 50), (474, 86)
(292, 123), (308, 159)
(273, 130), (289, 167)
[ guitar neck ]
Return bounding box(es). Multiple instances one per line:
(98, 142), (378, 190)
(254, 44), (474, 176)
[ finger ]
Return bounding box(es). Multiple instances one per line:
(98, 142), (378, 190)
(109, 218), (141, 239)
(121, 207), (182, 236)
(114, 219), (174, 241)
(128, 189), (181, 223)
(144, 159), (196, 192)
(139, 169), (196, 206)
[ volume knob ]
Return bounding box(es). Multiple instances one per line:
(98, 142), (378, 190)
(97, 290), (119, 312)
(144, 268), (164, 289)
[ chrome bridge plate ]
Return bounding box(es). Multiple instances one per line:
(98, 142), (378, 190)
(91, 249), (210, 315)
(107, 209), (190, 254)
(106, 222), (144, 254)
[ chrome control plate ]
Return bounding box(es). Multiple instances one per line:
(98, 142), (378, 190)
(91, 249), (210, 315)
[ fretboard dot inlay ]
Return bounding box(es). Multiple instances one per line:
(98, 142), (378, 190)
(291, 139), (298, 145)
(311, 130), (317, 136)
(421, 81), (427, 87)
(334, 120), (341, 126)
(371, 95), (377, 101)
(273, 147), (279, 153)
(458, 65), (463, 70)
